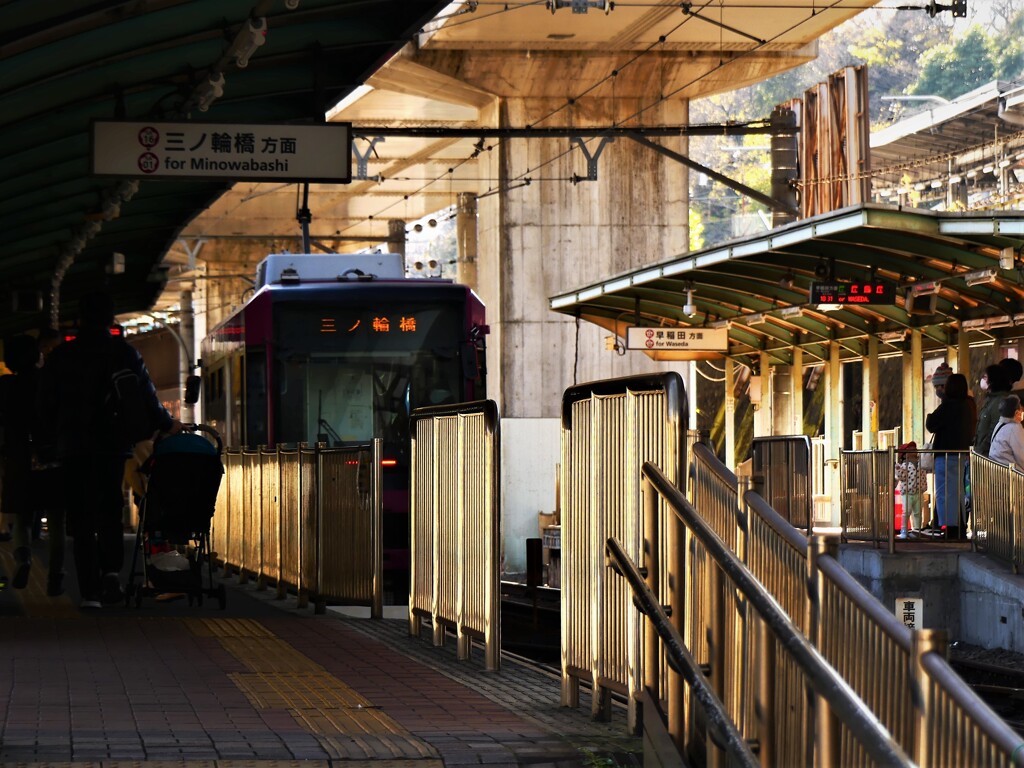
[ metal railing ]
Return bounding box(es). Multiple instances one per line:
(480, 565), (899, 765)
(408, 400), (501, 671)
(971, 450), (1024, 571)
(559, 373), (686, 730)
(212, 440), (382, 616)
(751, 435), (812, 528)
(841, 448), (971, 548)
(623, 460), (912, 767)
(686, 442), (1022, 766)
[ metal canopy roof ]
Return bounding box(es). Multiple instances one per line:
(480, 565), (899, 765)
(550, 204), (1024, 366)
(0, 0), (448, 336)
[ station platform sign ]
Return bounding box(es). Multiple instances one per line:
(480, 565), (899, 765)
(627, 326), (728, 352)
(91, 120), (351, 182)
(810, 280), (896, 305)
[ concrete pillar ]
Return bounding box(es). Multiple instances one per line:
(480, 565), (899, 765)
(475, 96), (690, 419)
(456, 192), (478, 289)
(863, 336), (878, 449)
(180, 289), (196, 424)
(387, 218), (406, 258)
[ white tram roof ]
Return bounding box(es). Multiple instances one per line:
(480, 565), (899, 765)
(255, 253), (406, 289)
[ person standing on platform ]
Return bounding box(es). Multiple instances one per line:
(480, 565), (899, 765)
(32, 327), (66, 595)
(989, 395), (1024, 472)
(896, 441), (925, 539)
(36, 292), (180, 609)
(0, 334), (41, 588)
(926, 372), (974, 540)
(975, 364), (1012, 458)
(1000, 357), (1023, 391)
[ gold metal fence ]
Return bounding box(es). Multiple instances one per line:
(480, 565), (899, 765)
(971, 450), (1024, 572)
(559, 373), (685, 730)
(673, 443), (1023, 766)
(408, 401), (501, 671)
(211, 440), (383, 616)
(751, 435), (813, 528)
(841, 448), (972, 548)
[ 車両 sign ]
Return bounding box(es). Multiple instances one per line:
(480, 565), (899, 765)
(626, 326), (728, 352)
(91, 120), (351, 182)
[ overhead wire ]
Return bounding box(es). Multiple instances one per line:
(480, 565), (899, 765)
(340, 0), (887, 236)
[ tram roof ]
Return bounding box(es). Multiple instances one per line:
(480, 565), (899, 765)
(0, 0), (448, 336)
(549, 204), (1024, 366)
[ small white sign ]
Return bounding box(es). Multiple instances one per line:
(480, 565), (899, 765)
(91, 120), (351, 182)
(626, 326), (728, 352)
(896, 596), (923, 630)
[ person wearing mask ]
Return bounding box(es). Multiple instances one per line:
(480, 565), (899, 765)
(926, 372), (974, 540)
(975, 363), (1012, 458)
(36, 292), (181, 609)
(989, 394), (1024, 472)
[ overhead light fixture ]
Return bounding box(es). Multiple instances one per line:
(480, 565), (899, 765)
(683, 288), (697, 317)
(816, 304), (841, 312)
(878, 330), (906, 343)
(984, 164), (995, 174)
(779, 271), (795, 289)
(547, 0), (612, 13)
(964, 268), (998, 287)
(1001, 247), (1016, 270)
(745, 312), (768, 326)
(780, 306), (804, 318)
(1000, 158), (1013, 169)
(710, 319), (731, 330)
(949, 175), (962, 184)
(195, 71), (225, 112)
(229, 17), (267, 68)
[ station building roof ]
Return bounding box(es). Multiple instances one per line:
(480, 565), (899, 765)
(0, 0), (448, 336)
(549, 204), (1024, 366)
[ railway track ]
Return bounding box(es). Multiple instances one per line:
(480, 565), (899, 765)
(949, 657), (1024, 733)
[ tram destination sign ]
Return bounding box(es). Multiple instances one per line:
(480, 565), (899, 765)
(91, 120), (352, 182)
(626, 326), (728, 351)
(810, 280), (896, 305)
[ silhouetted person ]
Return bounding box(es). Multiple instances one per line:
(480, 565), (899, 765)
(37, 292), (180, 608)
(33, 326), (67, 595)
(0, 334), (40, 588)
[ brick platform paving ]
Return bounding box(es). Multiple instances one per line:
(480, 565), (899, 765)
(0, 539), (642, 767)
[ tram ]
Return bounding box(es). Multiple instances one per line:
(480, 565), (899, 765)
(200, 252), (487, 595)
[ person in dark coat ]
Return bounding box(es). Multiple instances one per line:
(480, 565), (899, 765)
(36, 292), (180, 608)
(926, 372), (974, 540)
(975, 363), (1012, 458)
(0, 334), (41, 588)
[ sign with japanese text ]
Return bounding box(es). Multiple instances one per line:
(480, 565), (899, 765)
(626, 326), (728, 352)
(91, 120), (351, 182)
(895, 596), (922, 630)
(810, 280), (896, 305)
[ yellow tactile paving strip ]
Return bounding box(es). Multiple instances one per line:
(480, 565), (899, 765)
(230, 672), (373, 709)
(185, 618), (438, 761)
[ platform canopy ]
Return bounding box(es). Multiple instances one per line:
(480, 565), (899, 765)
(0, 0), (449, 336)
(550, 204), (1024, 365)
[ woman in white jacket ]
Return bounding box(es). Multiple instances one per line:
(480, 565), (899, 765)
(988, 394), (1024, 472)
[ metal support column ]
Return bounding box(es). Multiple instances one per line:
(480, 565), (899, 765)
(725, 358), (736, 470)
(180, 289), (196, 423)
(863, 336), (878, 450)
(792, 347), (804, 437)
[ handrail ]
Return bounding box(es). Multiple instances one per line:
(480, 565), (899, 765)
(643, 460), (913, 766)
(604, 537), (759, 767)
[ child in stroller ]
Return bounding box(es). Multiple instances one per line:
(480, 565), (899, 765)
(125, 424), (225, 608)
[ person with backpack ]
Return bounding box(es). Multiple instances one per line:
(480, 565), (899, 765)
(36, 292), (181, 609)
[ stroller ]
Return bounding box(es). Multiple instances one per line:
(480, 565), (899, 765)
(125, 424), (226, 608)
